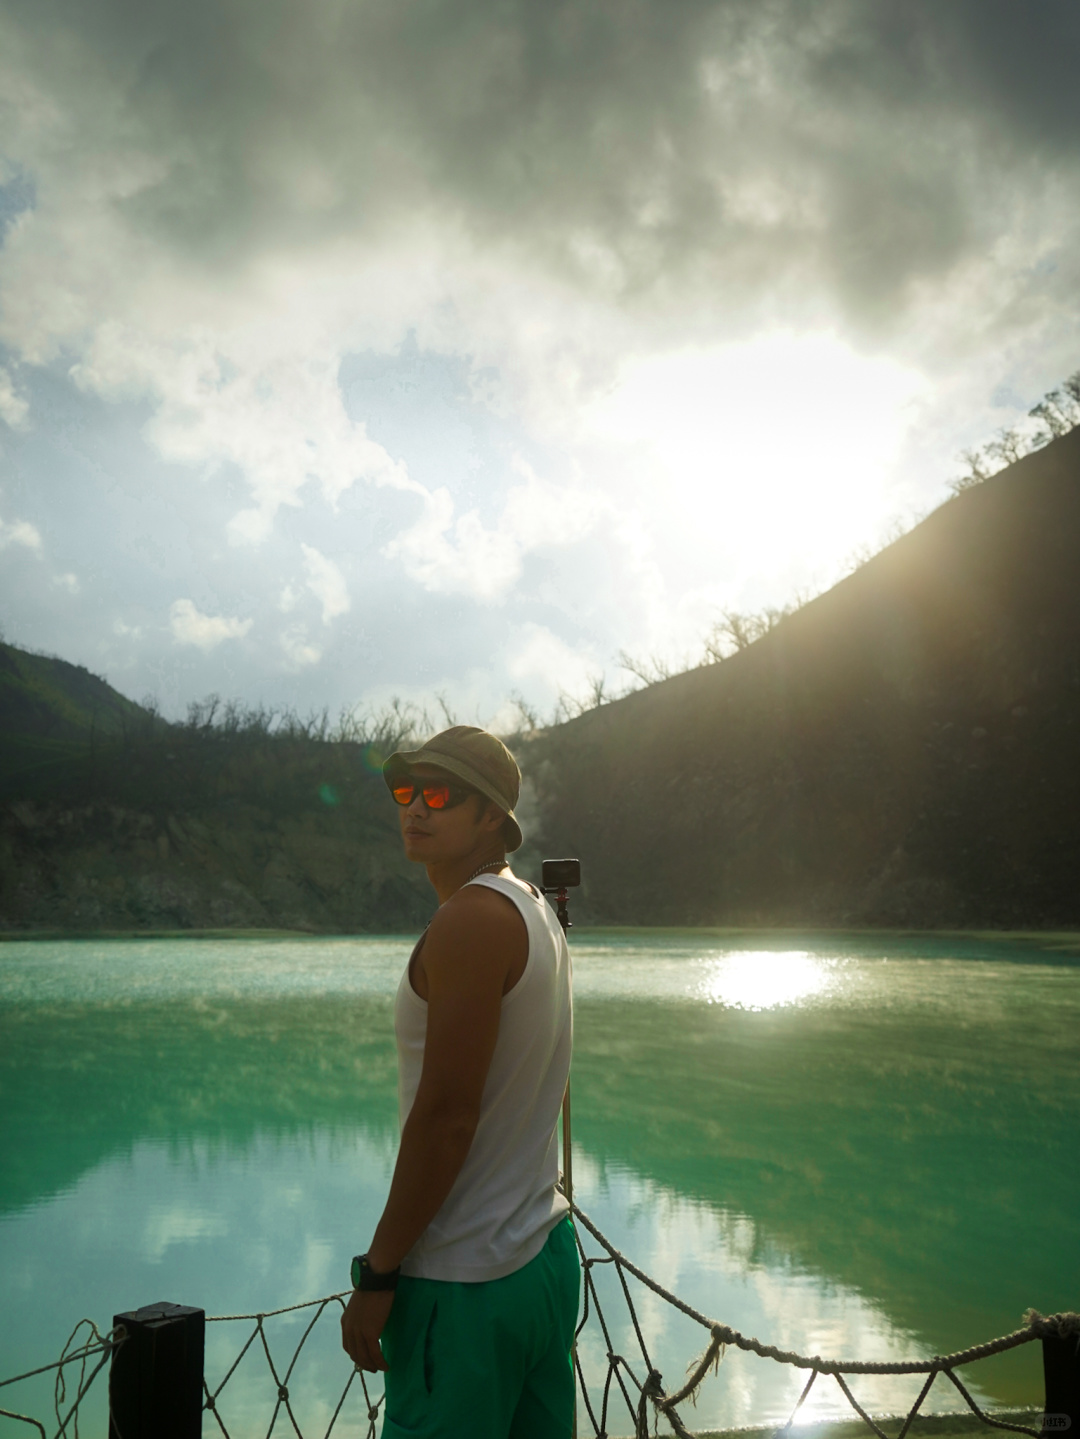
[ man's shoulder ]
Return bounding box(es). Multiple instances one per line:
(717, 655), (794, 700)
(431, 880), (528, 940)
(422, 881), (529, 991)
(425, 874), (529, 943)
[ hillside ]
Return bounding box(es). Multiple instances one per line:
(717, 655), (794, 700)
(0, 663), (432, 933)
(524, 427), (1080, 927)
(0, 642), (147, 785)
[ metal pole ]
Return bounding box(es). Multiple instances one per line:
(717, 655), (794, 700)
(562, 1085), (573, 1212)
(552, 883), (577, 1439)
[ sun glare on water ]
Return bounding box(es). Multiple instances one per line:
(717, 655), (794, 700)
(698, 950), (835, 1010)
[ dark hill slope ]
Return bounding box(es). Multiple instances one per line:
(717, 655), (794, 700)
(0, 729), (434, 933)
(0, 642), (146, 783)
(525, 428), (1080, 927)
(0, 658), (432, 933)
(0, 642), (143, 740)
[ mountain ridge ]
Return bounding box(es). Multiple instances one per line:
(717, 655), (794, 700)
(523, 427), (1080, 927)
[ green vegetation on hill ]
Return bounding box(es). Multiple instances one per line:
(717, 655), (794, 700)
(0, 642), (147, 785)
(0, 682), (434, 933)
(524, 428), (1080, 928)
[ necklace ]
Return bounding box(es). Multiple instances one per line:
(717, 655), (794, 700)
(465, 860), (506, 885)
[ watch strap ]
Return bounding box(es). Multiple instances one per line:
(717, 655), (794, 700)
(351, 1253), (401, 1292)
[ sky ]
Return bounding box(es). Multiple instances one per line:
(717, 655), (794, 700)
(0, 0), (1078, 727)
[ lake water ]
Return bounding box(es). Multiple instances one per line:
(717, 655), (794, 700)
(1, 930), (1078, 1437)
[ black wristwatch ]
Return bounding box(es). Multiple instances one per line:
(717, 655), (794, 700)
(351, 1254), (401, 1292)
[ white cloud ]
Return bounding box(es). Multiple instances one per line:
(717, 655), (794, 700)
(507, 622), (597, 699)
(280, 624), (322, 668)
(386, 464), (603, 601)
(301, 544), (350, 624)
(1, 1), (1079, 721)
(169, 598), (252, 650)
(67, 327), (423, 548)
(0, 514), (41, 550)
(52, 572), (80, 593)
(0, 367), (29, 429)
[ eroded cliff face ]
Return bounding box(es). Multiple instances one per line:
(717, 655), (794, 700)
(0, 799), (433, 934)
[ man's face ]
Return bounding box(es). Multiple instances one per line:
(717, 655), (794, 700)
(396, 763), (504, 865)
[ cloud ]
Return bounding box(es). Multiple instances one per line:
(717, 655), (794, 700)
(169, 598), (252, 650)
(0, 368), (29, 429)
(507, 622), (598, 700)
(1, 1), (1078, 721)
(4, 2), (1079, 344)
(300, 544), (350, 625)
(386, 464), (603, 600)
(280, 625), (322, 669)
(0, 513), (41, 550)
(53, 572), (80, 593)
(67, 329), (420, 546)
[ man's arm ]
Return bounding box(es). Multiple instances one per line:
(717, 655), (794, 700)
(341, 887), (527, 1371)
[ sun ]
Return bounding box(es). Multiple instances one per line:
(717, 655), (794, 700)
(586, 332), (925, 592)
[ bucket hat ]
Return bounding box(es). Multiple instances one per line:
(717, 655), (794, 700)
(382, 725), (523, 852)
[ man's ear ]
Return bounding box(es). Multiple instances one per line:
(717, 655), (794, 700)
(479, 798), (506, 835)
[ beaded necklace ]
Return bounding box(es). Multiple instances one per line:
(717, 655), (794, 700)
(464, 860), (507, 885)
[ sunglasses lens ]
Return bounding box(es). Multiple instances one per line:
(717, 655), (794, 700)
(390, 779), (458, 809)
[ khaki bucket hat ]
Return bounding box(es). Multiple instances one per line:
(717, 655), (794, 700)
(382, 725), (523, 852)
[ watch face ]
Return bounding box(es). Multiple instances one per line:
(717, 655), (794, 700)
(351, 1255), (362, 1289)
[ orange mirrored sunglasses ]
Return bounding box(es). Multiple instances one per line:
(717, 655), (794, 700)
(389, 777), (475, 811)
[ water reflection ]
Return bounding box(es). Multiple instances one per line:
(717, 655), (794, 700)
(2, 932), (1076, 1433)
(698, 950), (837, 1009)
(575, 1156), (984, 1429)
(0, 1129), (994, 1436)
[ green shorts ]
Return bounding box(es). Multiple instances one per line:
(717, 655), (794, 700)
(381, 1216), (580, 1439)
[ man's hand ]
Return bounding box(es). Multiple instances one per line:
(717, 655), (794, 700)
(340, 1288), (394, 1372)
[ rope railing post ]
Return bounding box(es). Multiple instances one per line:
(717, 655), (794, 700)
(1039, 1313), (1080, 1436)
(109, 1301), (204, 1439)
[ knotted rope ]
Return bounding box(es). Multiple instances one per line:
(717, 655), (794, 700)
(0, 1318), (124, 1439)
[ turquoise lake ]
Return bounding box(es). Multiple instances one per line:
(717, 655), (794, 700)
(1, 931), (1078, 1437)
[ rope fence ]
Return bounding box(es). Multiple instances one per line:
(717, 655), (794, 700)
(0, 1319), (122, 1439)
(568, 1202), (1078, 1439)
(0, 1204), (1074, 1439)
(202, 1292), (383, 1439)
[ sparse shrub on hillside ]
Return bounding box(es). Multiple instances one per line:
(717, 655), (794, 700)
(168, 692), (433, 753)
(617, 651), (679, 685)
(950, 368), (1080, 495)
(1030, 373), (1080, 439)
(609, 596), (819, 709)
(506, 691), (542, 735)
(552, 673), (615, 721)
(702, 605), (794, 662)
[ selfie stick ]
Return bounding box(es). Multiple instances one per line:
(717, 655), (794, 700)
(554, 895), (573, 1211)
(542, 857), (581, 1436)
(542, 858), (580, 1211)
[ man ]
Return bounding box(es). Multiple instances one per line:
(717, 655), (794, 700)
(341, 724), (578, 1439)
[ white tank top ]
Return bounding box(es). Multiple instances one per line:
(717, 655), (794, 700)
(394, 872), (573, 1282)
